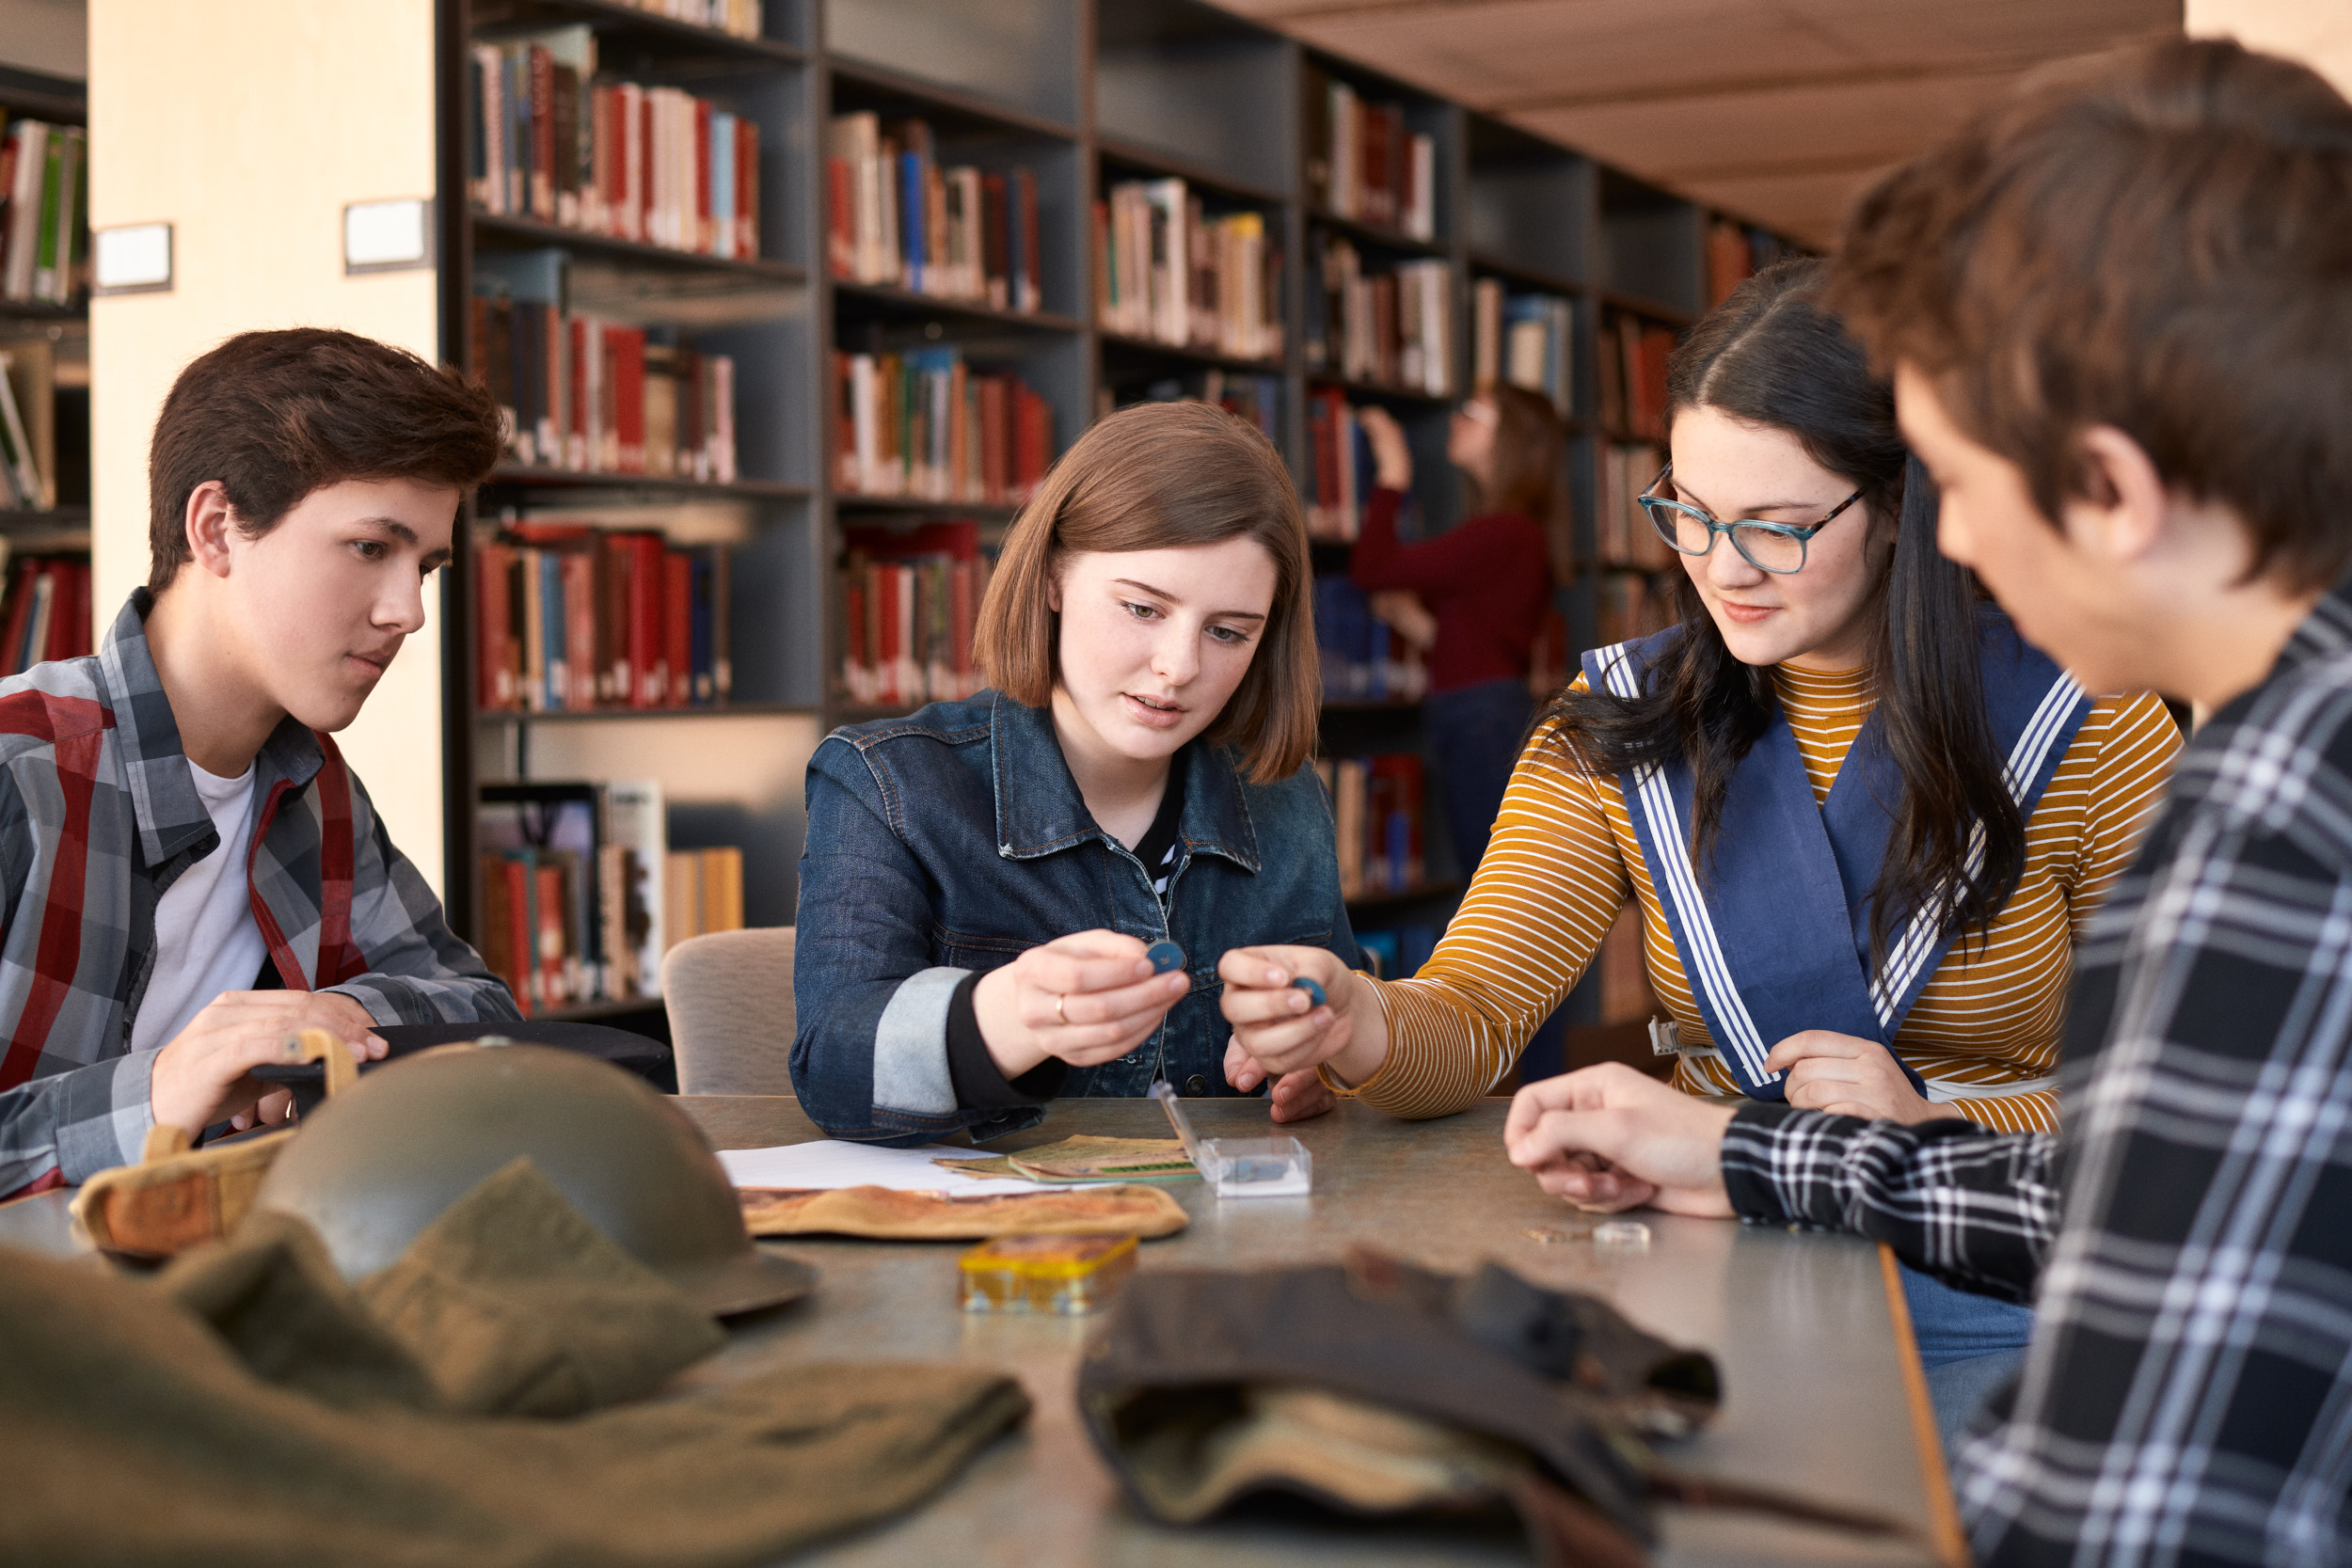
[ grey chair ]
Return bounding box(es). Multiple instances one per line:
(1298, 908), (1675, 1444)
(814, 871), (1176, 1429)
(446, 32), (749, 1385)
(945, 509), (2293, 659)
(660, 926), (798, 1096)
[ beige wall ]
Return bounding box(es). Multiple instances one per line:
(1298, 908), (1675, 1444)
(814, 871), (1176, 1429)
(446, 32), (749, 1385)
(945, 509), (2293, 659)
(88, 1), (448, 894)
(2186, 0), (2352, 93)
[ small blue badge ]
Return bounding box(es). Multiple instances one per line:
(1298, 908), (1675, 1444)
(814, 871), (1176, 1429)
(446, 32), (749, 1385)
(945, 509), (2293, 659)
(1147, 941), (1186, 974)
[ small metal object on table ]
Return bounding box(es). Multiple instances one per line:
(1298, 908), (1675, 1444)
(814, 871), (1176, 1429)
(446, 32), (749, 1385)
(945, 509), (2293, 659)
(0, 1095), (1962, 1566)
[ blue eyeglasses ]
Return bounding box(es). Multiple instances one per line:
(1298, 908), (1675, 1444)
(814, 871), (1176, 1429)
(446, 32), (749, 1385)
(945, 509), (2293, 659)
(1637, 463), (1865, 575)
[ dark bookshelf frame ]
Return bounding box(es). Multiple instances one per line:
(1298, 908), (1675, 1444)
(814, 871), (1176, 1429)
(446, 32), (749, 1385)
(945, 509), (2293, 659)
(432, 0), (1806, 1004)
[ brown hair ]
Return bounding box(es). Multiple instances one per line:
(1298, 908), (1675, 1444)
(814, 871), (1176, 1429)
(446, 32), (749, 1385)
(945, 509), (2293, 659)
(973, 401), (1319, 783)
(148, 327), (504, 593)
(1474, 381), (1565, 523)
(1826, 37), (2352, 589)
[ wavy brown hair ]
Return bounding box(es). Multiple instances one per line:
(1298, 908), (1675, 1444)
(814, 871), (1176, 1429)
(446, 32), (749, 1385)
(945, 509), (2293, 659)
(1542, 260), (2026, 959)
(974, 401), (1319, 783)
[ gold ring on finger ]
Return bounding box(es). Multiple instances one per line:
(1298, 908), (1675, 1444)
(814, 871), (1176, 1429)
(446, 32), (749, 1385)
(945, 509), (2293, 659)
(1055, 992), (1068, 1025)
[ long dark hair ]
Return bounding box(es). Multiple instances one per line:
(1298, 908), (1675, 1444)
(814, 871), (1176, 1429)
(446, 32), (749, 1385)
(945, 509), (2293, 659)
(1546, 258), (2025, 958)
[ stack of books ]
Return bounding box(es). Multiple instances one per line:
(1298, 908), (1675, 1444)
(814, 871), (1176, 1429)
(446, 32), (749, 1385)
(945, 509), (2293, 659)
(0, 551), (91, 674)
(1596, 313), (1677, 440)
(473, 517), (731, 714)
(610, 0), (762, 40)
(838, 519), (993, 708)
(1314, 576), (1427, 703)
(1706, 219), (1792, 309)
(1304, 72), (1436, 242)
(830, 349), (1052, 504)
(1092, 180), (1282, 361)
(1112, 371), (1281, 447)
(0, 118), (86, 307)
(1593, 442), (1672, 569)
(469, 294), (738, 482)
(468, 26), (760, 260)
(1470, 281), (1574, 414)
(1302, 388), (1371, 541)
(1318, 752), (1428, 899)
(1309, 237), (1452, 396)
(826, 113), (1042, 312)
(0, 340), (79, 512)
(475, 780), (743, 1017)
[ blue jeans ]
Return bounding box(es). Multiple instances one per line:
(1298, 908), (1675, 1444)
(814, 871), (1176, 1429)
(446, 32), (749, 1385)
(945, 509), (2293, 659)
(1425, 678), (1535, 878)
(1900, 1260), (2032, 1452)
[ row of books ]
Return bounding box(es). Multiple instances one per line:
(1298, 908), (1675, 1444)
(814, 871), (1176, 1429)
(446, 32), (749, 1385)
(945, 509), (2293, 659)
(0, 336), (83, 514)
(826, 113), (1042, 312)
(474, 781), (747, 1015)
(1309, 239), (1454, 397)
(0, 119), (85, 306)
(1593, 441), (1675, 569)
(1320, 752), (1428, 899)
(1470, 281), (1574, 416)
(0, 551), (90, 675)
(838, 519), (993, 708)
(1093, 181), (1282, 362)
(1110, 370), (1281, 446)
(1597, 313), (1677, 442)
(1302, 388), (1373, 542)
(469, 285), (739, 482)
(473, 521), (732, 713)
(1315, 576), (1429, 705)
(830, 349), (1054, 505)
(1593, 570), (1680, 649)
(612, 0), (763, 40)
(1356, 924), (1438, 982)
(1705, 218), (1796, 310)
(468, 26), (761, 261)
(1304, 70), (1438, 242)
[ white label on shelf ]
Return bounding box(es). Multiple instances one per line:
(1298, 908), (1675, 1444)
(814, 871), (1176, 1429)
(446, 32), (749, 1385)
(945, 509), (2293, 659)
(344, 198), (433, 273)
(93, 223), (172, 293)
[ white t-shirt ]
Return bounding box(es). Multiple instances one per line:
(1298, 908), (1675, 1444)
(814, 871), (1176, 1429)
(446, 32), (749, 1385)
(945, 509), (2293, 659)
(132, 759), (270, 1056)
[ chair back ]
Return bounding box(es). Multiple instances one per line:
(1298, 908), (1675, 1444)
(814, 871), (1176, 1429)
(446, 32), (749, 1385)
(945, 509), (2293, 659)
(660, 926), (798, 1097)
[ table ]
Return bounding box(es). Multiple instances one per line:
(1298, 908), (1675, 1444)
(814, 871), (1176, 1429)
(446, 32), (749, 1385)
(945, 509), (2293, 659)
(0, 1095), (1963, 1566)
(682, 1096), (1963, 1568)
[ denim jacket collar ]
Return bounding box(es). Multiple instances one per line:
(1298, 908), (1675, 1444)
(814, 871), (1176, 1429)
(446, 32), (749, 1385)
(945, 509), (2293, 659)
(98, 589), (326, 873)
(988, 690), (1261, 873)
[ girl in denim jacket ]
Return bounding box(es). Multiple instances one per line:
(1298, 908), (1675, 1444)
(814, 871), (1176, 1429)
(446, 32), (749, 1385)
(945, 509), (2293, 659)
(791, 402), (1363, 1146)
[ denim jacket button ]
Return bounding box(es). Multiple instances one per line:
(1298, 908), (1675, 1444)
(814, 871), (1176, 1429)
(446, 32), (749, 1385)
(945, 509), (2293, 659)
(1184, 1073), (1208, 1095)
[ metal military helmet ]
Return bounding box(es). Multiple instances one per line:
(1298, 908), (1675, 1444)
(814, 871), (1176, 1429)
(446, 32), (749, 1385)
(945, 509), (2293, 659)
(250, 1042), (815, 1318)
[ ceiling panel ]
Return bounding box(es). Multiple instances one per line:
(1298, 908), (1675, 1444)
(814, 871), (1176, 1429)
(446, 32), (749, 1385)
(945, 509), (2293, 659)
(1209, 0), (2182, 245)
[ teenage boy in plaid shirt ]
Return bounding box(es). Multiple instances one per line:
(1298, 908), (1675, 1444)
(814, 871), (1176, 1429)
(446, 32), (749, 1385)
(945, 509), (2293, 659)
(0, 328), (518, 1199)
(1497, 40), (2352, 1566)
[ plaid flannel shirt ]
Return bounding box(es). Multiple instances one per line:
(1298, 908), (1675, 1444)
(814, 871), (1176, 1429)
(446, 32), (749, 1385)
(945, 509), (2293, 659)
(0, 593), (516, 1196)
(1723, 578), (2352, 1566)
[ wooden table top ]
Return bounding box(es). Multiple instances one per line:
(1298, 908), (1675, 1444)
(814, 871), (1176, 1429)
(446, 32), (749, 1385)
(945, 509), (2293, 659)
(676, 1094), (1963, 1568)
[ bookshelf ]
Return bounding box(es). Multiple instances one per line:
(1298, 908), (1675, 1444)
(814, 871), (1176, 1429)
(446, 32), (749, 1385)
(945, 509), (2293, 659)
(0, 62), (91, 676)
(435, 0), (1803, 1022)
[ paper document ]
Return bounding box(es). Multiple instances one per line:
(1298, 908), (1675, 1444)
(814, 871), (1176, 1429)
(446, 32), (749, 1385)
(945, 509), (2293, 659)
(716, 1138), (1079, 1195)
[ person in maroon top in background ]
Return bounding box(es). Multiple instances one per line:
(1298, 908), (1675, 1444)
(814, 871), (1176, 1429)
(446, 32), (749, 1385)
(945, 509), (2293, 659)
(1352, 385), (1564, 877)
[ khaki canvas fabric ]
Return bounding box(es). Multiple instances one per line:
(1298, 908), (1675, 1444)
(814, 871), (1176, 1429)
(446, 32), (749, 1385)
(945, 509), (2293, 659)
(935, 1135), (1196, 1183)
(738, 1181), (1189, 1239)
(3, 1162), (1029, 1567)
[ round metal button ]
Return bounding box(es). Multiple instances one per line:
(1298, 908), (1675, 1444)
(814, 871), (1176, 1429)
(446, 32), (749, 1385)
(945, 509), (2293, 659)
(1184, 1074), (1208, 1095)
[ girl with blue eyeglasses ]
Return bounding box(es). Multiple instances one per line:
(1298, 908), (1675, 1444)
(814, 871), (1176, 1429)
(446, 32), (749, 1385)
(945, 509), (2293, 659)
(1220, 258), (2182, 1442)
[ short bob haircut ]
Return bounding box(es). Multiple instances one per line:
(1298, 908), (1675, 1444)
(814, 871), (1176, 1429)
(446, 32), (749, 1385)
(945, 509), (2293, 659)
(973, 401), (1318, 784)
(148, 327), (503, 594)
(1827, 37), (2352, 590)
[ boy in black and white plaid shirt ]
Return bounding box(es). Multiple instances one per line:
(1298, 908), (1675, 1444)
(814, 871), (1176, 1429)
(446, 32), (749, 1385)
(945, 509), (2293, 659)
(1501, 39), (2352, 1567)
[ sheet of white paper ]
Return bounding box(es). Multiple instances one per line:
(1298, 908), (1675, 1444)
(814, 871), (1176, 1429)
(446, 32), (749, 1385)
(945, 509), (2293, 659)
(716, 1139), (1079, 1195)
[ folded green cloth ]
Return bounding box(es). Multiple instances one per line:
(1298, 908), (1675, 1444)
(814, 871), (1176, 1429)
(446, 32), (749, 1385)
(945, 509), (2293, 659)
(2, 1158), (1029, 1567)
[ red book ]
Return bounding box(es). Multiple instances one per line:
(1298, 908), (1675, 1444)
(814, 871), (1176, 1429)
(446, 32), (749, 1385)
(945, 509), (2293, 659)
(535, 861), (567, 1005)
(664, 550), (691, 709)
(601, 531), (631, 703)
(0, 558), (35, 676)
(982, 172), (1009, 309)
(612, 326), (646, 473)
(877, 562), (901, 705)
(627, 531), (665, 706)
(530, 44), (556, 221)
(1013, 167), (1040, 313)
(562, 549), (596, 707)
(474, 543), (515, 708)
(693, 97), (712, 253)
(737, 117), (759, 257)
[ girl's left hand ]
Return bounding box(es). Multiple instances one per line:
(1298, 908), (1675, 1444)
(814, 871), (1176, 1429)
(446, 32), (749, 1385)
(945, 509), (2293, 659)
(1761, 1031), (1960, 1124)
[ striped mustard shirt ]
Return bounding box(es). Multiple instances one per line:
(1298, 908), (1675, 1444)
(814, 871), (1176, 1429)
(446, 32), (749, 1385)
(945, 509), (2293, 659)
(1348, 665), (2182, 1132)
